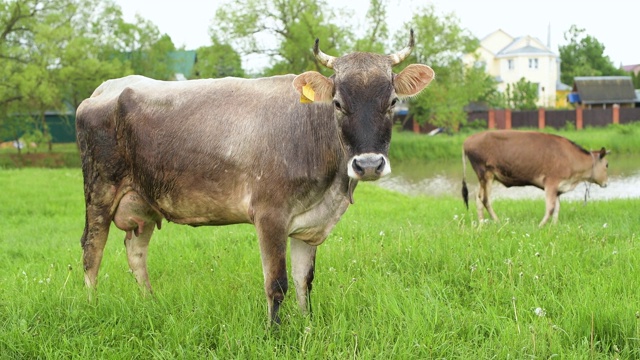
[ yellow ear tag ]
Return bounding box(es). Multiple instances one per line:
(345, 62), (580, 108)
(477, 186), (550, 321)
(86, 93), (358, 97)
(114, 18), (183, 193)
(300, 83), (315, 103)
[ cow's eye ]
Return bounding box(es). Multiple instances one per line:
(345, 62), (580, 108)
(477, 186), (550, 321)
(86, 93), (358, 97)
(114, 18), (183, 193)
(390, 98), (398, 107)
(333, 100), (342, 111)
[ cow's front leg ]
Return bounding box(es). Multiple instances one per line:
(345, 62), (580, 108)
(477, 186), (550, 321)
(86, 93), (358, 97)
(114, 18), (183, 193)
(255, 213), (289, 325)
(290, 238), (316, 316)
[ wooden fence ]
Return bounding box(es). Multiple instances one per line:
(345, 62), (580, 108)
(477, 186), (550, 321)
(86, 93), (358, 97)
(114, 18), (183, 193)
(404, 105), (640, 133)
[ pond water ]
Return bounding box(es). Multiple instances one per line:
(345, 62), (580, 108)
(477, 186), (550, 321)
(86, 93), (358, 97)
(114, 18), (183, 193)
(376, 154), (640, 201)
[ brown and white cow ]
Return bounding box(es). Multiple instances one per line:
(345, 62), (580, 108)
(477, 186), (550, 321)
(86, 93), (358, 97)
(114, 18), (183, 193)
(76, 31), (434, 324)
(461, 130), (609, 227)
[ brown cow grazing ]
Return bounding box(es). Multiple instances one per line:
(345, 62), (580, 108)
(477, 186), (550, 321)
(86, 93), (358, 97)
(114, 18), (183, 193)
(76, 30), (434, 324)
(461, 130), (609, 227)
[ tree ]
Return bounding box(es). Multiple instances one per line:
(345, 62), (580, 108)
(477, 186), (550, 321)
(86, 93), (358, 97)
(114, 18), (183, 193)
(490, 77), (538, 110)
(632, 72), (640, 89)
(211, 0), (353, 76)
(193, 39), (244, 79)
(559, 25), (626, 85)
(352, 0), (388, 53)
(116, 16), (177, 80)
(0, 0), (77, 148)
(1, 0), (181, 149)
(398, 5), (494, 132)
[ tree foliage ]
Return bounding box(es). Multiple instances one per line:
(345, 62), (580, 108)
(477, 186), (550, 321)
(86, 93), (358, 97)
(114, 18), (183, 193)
(489, 77), (538, 110)
(397, 5), (493, 131)
(211, 0), (354, 76)
(352, 0), (388, 54)
(0, 0), (178, 146)
(1, 0), (75, 146)
(559, 25), (626, 85)
(193, 39), (245, 79)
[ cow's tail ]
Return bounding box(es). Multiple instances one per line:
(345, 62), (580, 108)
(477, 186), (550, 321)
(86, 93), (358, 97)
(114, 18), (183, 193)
(461, 146), (469, 210)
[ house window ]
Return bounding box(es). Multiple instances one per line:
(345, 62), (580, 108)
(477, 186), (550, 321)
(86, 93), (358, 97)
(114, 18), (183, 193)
(508, 59), (514, 70)
(529, 58), (539, 69)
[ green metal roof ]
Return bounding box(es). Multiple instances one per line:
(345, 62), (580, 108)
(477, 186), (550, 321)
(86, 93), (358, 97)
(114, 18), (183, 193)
(169, 50), (197, 79)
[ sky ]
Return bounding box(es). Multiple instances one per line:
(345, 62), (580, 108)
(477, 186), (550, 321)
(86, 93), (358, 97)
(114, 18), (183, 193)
(115, 0), (638, 72)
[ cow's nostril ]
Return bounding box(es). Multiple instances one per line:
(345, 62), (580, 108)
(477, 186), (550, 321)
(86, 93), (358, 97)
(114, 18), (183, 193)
(375, 158), (385, 174)
(352, 161), (364, 176)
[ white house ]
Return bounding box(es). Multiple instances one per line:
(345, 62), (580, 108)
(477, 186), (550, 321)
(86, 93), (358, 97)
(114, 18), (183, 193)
(463, 29), (560, 107)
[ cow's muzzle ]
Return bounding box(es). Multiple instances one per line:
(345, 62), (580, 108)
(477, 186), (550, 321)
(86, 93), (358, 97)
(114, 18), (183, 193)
(348, 154), (391, 181)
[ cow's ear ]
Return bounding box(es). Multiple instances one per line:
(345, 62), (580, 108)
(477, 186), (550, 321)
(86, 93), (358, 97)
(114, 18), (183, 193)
(599, 147), (608, 158)
(394, 64), (435, 98)
(293, 71), (334, 103)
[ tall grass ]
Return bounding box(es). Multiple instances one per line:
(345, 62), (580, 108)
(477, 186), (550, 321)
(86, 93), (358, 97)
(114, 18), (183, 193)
(1, 168), (638, 358)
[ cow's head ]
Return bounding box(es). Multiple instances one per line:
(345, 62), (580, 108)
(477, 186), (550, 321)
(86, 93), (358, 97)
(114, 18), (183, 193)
(591, 147), (610, 187)
(293, 30), (434, 181)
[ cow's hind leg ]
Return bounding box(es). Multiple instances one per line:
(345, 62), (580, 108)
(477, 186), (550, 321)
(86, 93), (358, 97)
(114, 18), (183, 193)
(255, 212), (289, 325)
(540, 184), (559, 227)
(114, 191), (162, 293)
(82, 204), (112, 290)
(552, 197), (561, 224)
(124, 222), (156, 293)
(484, 177), (500, 222)
(475, 180), (486, 221)
(477, 174), (499, 223)
(290, 238), (316, 316)
(81, 184), (116, 291)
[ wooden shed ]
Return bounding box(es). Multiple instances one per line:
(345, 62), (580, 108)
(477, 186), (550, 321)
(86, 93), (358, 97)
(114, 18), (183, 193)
(568, 76), (637, 109)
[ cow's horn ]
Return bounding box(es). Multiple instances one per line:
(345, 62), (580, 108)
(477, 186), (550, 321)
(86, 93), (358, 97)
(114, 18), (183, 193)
(314, 38), (336, 69)
(389, 29), (415, 66)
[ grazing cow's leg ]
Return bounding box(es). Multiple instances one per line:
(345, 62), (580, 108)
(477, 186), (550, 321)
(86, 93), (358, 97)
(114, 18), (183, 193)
(255, 213), (289, 325)
(552, 197), (561, 224)
(290, 238), (317, 315)
(540, 184), (559, 227)
(475, 179), (487, 221)
(477, 173), (499, 222)
(484, 176), (500, 222)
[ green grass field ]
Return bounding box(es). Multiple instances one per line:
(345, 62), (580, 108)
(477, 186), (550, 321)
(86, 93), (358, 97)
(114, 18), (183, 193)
(1, 168), (638, 358)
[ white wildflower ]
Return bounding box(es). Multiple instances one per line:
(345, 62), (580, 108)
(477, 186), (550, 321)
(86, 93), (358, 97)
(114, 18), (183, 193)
(534, 307), (546, 317)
